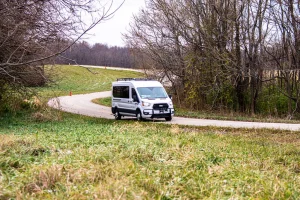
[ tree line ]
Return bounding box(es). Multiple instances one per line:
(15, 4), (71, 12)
(58, 42), (134, 68)
(126, 0), (300, 118)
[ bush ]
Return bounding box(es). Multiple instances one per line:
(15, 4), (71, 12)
(257, 87), (290, 117)
(0, 83), (35, 114)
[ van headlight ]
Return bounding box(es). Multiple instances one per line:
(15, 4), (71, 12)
(142, 101), (151, 107)
(169, 102), (173, 106)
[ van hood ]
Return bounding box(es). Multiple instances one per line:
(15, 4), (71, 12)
(141, 98), (174, 108)
(142, 98), (171, 102)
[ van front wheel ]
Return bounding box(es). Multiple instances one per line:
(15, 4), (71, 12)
(165, 116), (172, 121)
(136, 110), (143, 121)
(114, 108), (121, 120)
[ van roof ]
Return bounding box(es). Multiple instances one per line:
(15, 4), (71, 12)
(113, 78), (163, 88)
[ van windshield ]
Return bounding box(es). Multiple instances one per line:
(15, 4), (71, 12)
(137, 87), (168, 99)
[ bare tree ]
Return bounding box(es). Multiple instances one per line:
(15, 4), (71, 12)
(265, 0), (300, 117)
(126, 0), (240, 109)
(126, 0), (299, 118)
(0, 0), (124, 104)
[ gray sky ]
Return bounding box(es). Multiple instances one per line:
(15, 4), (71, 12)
(85, 0), (146, 46)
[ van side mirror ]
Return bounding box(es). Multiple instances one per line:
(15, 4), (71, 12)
(168, 95), (172, 100)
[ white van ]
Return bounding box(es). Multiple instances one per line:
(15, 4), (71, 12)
(111, 78), (175, 121)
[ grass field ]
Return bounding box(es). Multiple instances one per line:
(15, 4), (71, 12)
(1, 112), (300, 199)
(1, 65), (300, 199)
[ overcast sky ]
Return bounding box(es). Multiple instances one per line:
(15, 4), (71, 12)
(84, 0), (146, 47)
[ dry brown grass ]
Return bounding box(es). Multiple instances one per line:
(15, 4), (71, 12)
(30, 106), (62, 122)
(24, 165), (64, 194)
(0, 135), (33, 152)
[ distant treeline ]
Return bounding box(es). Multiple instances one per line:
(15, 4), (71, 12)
(58, 41), (135, 68)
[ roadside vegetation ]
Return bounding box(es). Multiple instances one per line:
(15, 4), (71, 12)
(1, 65), (300, 199)
(93, 97), (300, 124)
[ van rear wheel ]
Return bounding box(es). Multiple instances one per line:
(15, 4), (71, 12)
(114, 108), (121, 120)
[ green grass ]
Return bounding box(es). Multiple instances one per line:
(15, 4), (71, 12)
(92, 97), (111, 107)
(1, 112), (300, 199)
(38, 65), (143, 98)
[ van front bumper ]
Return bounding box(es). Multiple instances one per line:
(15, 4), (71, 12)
(143, 108), (175, 118)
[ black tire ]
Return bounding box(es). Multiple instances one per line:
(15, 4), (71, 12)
(165, 116), (172, 121)
(114, 108), (121, 120)
(136, 110), (143, 121)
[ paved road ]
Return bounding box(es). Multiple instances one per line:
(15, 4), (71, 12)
(48, 91), (300, 131)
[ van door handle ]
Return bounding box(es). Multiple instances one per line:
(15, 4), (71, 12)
(128, 100), (132, 103)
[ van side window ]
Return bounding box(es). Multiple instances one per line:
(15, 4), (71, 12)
(113, 86), (129, 98)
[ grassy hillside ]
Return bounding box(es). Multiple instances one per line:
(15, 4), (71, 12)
(39, 65), (143, 97)
(1, 65), (300, 199)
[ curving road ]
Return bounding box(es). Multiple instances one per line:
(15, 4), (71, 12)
(48, 91), (300, 131)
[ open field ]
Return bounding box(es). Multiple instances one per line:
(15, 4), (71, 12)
(1, 65), (300, 199)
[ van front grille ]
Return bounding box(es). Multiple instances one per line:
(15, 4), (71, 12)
(153, 103), (169, 110)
